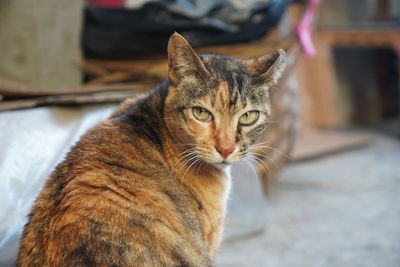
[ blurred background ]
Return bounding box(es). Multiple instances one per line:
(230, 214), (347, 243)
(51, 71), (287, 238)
(0, 0), (399, 266)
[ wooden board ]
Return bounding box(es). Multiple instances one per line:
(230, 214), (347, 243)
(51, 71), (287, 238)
(292, 129), (374, 161)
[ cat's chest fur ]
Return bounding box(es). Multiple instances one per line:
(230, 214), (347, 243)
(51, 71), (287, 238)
(181, 165), (231, 257)
(164, 142), (232, 257)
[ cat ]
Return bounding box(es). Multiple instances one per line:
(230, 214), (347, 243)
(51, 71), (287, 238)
(17, 33), (286, 266)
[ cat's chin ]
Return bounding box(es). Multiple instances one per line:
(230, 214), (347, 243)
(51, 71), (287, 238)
(213, 162), (230, 169)
(212, 159), (240, 170)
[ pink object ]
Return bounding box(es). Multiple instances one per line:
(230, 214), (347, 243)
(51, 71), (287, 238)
(86, 0), (124, 8)
(296, 0), (321, 57)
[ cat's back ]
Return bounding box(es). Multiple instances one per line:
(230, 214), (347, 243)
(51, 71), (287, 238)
(18, 96), (211, 267)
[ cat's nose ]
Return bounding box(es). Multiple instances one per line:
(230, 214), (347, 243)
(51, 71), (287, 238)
(215, 144), (234, 159)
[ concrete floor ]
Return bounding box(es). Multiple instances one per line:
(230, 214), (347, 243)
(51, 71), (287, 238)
(217, 133), (400, 267)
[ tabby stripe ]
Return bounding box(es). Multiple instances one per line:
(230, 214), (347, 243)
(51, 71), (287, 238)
(75, 181), (131, 201)
(95, 158), (140, 175)
(186, 188), (204, 211)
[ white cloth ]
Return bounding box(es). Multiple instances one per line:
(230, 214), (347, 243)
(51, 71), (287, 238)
(0, 104), (116, 266)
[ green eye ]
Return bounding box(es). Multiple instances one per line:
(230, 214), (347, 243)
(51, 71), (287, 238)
(239, 111), (259, 126)
(192, 107), (212, 121)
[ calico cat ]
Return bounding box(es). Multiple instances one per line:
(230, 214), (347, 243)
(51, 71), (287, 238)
(18, 33), (286, 266)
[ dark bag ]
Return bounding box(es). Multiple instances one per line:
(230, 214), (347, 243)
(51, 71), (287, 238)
(84, 0), (292, 58)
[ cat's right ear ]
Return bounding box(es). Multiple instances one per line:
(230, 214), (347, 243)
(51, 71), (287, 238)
(244, 49), (287, 89)
(167, 33), (209, 85)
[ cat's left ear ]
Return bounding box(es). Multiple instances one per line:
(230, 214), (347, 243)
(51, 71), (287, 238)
(244, 49), (287, 88)
(167, 32), (209, 85)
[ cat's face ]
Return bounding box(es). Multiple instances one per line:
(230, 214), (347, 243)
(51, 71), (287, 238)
(164, 33), (286, 168)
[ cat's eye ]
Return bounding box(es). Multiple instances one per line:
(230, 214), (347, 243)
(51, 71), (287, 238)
(239, 111), (259, 126)
(192, 107), (212, 121)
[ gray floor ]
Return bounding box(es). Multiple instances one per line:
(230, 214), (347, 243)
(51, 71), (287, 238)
(217, 133), (400, 267)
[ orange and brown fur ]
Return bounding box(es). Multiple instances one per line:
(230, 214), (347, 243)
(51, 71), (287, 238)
(18, 33), (286, 266)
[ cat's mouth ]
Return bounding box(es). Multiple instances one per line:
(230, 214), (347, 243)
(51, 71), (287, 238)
(213, 158), (237, 168)
(195, 147), (244, 168)
(198, 156), (231, 169)
(219, 160), (230, 165)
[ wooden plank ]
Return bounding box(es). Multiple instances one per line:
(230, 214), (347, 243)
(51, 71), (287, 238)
(0, 80), (156, 97)
(292, 129), (374, 161)
(295, 32), (340, 128)
(0, 91), (139, 111)
(323, 30), (400, 52)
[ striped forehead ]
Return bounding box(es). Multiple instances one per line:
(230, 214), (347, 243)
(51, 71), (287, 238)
(208, 80), (245, 113)
(202, 56), (269, 106)
(202, 55), (248, 87)
(224, 71), (248, 95)
(213, 81), (230, 110)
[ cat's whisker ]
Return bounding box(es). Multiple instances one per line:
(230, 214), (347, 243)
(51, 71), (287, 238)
(171, 150), (197, 171)
(180, 148), (197, 156)
(199, 152), (217, 162)
(248, 158), (268, 179)
(171, 148), (196, 165)
(175, 152), (197, 171)
(249, 152), (279, 168)
(179, 151), (200, 167)
(198, 158), (208, 171)
(177, 147), (216, 179)
(252, 147), (289, 159)
(181, 156), (201, 180)
(171, 146), (214, 173)
(172, 146), (209, 170)
(254, 156), (273, 178)
(248, 154), (272, 178)
(175, 159), (194, 179)
(242, 157), (260, 179)
(251, 144), (289, 159)
(193, 157), (204, 172)
(254, 141), (275, 146)
(195, 148), (213, 156)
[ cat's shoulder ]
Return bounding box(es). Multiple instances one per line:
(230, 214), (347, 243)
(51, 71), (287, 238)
(110, 94), (148, 119)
